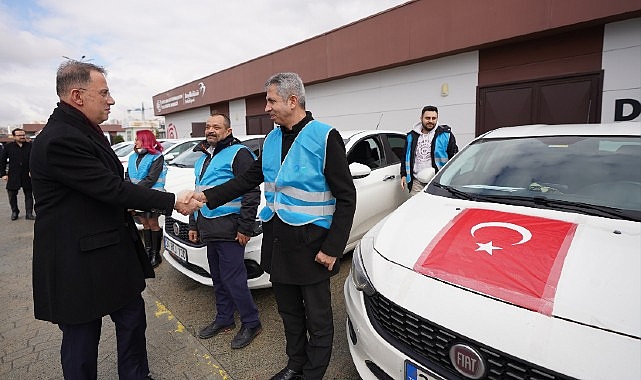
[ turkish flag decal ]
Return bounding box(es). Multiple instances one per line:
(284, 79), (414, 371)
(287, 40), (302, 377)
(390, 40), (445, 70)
(414, 208), (576, 315)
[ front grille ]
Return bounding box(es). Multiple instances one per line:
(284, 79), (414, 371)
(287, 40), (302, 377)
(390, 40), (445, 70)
(365, 293), (576, 380)
(165, 216), (198, 244)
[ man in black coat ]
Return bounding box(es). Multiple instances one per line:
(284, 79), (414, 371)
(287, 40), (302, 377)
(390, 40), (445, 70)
(0, 128), (34, 220)
(30, 60), (202, 380)
(191, 73), (357, 380)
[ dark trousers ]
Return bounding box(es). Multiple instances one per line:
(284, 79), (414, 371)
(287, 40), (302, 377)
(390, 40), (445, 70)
(7, 188), (33, 214)
(272, 280), (333, 380)
(206, 241), (260, 327)
(58, 294), (149, 380)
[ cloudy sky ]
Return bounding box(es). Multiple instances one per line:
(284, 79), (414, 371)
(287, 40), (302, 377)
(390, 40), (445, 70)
(0, 0), (408, 129)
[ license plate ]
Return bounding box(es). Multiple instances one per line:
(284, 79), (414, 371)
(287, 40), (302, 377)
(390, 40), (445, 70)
(405, 360), (444, 380)
(164, 237), (188, 262)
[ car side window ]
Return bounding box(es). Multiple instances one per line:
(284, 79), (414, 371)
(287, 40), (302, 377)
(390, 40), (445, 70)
(386, 134), (406, 165)
(348, 137), (382, 169)
(242, 138), (264, 157)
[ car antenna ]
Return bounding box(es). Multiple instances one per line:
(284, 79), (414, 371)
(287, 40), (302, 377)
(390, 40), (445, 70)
(375, 113), (383, 130)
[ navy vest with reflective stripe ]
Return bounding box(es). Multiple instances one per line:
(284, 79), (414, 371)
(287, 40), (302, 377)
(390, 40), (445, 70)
(127, 152), (166, 191)
(259, 121), (336, 229)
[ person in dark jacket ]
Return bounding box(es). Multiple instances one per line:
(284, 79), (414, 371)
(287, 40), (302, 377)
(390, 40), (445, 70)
(188, 113), (262, 349)
(188, 73), (357, 380)
(30, 60), (201, 380)
(0, 128), (34, 220)
(126, 129), (168, 268)
(400, 105), (458, 195)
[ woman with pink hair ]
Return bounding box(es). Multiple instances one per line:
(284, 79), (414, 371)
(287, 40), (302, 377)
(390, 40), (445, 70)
(125, 130), (167, 267)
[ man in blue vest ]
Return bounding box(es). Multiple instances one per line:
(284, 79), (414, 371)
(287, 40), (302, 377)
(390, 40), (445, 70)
(400, 105), (459, 196)
(188, 113), (262, 349)
(188, 73), (357, 380)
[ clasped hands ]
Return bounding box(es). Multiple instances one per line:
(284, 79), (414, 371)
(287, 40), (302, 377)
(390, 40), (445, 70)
(173, 190), (207, 215)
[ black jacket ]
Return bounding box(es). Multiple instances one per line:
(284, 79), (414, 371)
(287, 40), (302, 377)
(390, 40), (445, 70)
(203, 112), (356, 285)
(30, 102), (175, 324)
(0, 140), (33, 190)
(188, 135), (260, 242)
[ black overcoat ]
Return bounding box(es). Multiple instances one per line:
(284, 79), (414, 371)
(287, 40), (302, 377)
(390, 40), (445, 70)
(30, 103), (175, 324)
(0, 140), (33, 190)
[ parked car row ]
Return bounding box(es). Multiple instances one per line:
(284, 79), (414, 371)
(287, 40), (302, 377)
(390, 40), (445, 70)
(111, 137), (202, 168)
(161, 130), (411, 289)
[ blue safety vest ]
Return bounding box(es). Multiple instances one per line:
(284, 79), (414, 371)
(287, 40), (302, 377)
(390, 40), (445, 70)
(259, 121), (336, 229)
(194, 144), (252, 219)
(404, 131), (451, 183)
(127, 152), (166, 191)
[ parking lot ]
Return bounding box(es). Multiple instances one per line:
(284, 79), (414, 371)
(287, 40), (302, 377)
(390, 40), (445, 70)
(0, 193), (361, 379)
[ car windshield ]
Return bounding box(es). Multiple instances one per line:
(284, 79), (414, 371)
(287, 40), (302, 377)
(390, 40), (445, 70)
(113, 143), (134, 157)
(429, 135), (641, 221)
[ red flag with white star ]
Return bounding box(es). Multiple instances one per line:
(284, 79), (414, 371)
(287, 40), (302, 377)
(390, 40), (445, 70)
(413, 208), (577, 315)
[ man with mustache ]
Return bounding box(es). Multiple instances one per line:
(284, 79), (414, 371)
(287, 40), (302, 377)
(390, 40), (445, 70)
(189, 113), (262, 349)
(400, 105), (459, 196)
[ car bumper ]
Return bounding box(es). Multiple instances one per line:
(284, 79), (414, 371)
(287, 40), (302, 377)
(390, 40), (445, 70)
(344, 275), (423, 380)
(162, 232), (272, 289)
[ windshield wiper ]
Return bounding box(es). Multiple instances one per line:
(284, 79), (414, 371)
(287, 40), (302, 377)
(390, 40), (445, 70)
(433, 183), (476, 200)
(481, 194), (635, 221)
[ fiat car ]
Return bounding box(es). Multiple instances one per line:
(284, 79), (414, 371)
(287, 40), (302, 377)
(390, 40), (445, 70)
(344, 122), (640, 380)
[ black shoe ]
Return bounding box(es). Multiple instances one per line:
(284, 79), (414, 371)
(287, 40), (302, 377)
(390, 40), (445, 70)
(11, 212), (18, 221)
(25, 213), (35, 220)
(150, 253), (162, 268)
(270, 367), (304, 380)
(231, 324), (262, 349)
(197, 321), (235, 339)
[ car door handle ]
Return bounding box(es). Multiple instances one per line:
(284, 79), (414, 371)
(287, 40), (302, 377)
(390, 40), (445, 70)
(383, 175), (396, 181)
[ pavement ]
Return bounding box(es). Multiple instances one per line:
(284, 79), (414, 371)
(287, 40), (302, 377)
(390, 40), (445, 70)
(0, 192), (361, 380)
(0, 193), (230, 380)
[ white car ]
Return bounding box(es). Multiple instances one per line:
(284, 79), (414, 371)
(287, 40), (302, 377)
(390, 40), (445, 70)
(344, 122), (641, 380)
(162, 130), (410, 289)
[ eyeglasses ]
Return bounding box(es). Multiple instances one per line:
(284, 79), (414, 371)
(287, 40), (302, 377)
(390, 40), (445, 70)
(14, 134), (26, 137)
(78, 88), (112, 99)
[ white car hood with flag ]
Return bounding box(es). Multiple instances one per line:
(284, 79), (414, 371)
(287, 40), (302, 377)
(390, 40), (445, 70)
(371, 195), (641, 339)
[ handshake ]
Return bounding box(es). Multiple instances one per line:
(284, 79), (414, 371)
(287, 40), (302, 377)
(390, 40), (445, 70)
(173, 190), (208, 216)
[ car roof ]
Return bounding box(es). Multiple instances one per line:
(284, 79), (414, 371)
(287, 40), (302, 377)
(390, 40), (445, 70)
(480, 121), (640, 139)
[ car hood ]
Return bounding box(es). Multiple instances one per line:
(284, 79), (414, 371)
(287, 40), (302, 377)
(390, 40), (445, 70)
(372, 194), (641, 338)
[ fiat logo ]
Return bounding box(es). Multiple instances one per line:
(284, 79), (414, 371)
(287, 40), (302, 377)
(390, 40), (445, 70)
(449, 343), (486, 379)
(173, 222), (180, 236)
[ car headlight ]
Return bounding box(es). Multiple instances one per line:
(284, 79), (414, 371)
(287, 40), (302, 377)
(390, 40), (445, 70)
(351, 236), (377, 296)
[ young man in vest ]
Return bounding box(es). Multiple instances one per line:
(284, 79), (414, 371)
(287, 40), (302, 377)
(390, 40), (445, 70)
(400, 105), (459, 196)
(188, 113), (262, 349)
(188, 73), (357, 380)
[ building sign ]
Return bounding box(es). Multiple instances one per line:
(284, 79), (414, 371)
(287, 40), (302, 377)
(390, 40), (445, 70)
(167, 123), (178, 139)
(155, 82), (207, 113)
(615, 98), (641, 121)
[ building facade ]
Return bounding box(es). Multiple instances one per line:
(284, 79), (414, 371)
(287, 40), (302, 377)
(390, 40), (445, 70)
(153, 0), (641, 147)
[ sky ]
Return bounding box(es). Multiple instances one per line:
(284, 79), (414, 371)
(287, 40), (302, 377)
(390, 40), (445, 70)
(0, 0), (408, 130)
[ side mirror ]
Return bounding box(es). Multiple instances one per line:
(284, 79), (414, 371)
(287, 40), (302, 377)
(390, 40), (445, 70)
(349, 162), (371, 179)
(416, 167), (436, 184)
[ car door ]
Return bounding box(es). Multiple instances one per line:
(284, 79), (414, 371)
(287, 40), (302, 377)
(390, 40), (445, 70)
(347, 132), (409, 247)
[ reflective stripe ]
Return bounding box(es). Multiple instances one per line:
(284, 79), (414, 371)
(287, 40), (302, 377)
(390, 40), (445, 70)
(277, 186), (334, 202)
(274, 202), (336, 216)
(264, 182), (275, 192)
